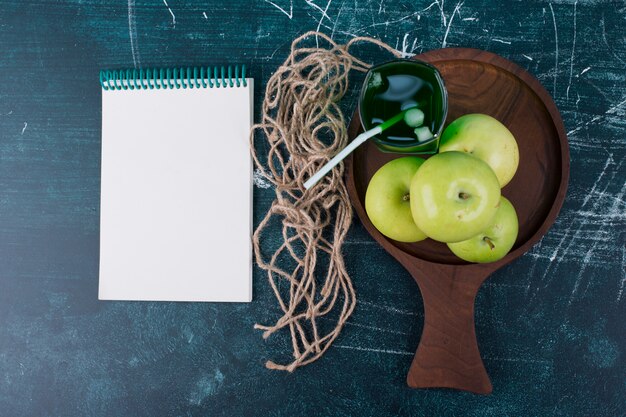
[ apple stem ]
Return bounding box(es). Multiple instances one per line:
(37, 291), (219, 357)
(402, 193), (410, 201)
(483, 236), (495, 250)
(459, 192), (470, 200)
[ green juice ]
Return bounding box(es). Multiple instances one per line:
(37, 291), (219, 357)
(359, 60), (448, 154)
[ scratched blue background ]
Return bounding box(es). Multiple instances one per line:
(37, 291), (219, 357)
(0, 0), (624, 416)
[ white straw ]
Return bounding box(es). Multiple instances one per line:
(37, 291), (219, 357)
(304, 126), (382, 190)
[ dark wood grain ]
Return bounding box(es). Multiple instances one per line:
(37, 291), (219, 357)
(345, 48), (570, 394)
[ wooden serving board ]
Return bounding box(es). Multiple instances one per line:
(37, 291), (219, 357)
(345, 48), (570, 394)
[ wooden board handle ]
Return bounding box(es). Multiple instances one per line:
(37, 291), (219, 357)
(405, 265), (492, 394)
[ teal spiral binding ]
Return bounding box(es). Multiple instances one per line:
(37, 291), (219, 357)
(99, 65), (248, 91)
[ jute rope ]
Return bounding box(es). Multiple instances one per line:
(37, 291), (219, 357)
(251, 32), (399, 371)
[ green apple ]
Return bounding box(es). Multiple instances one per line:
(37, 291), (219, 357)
(410, 151), (500, 243)
(439, 114), (519, 187)
(447, 196), (518, 263)
(365, 157), (427, 242)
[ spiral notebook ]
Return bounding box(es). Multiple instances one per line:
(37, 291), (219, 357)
(98, 66), (253, 302)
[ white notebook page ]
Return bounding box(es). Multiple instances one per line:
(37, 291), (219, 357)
(99, 79), (253, 302)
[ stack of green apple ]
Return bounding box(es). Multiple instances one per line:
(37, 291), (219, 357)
(365, 114), (520, 263)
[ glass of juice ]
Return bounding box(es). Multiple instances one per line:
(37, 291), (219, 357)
(359, 59), (448, 154)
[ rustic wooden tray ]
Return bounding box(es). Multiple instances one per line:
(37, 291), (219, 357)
(345, 48), (570, 394)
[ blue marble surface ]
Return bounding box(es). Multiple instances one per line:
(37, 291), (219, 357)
(0, 0), (624, 415)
